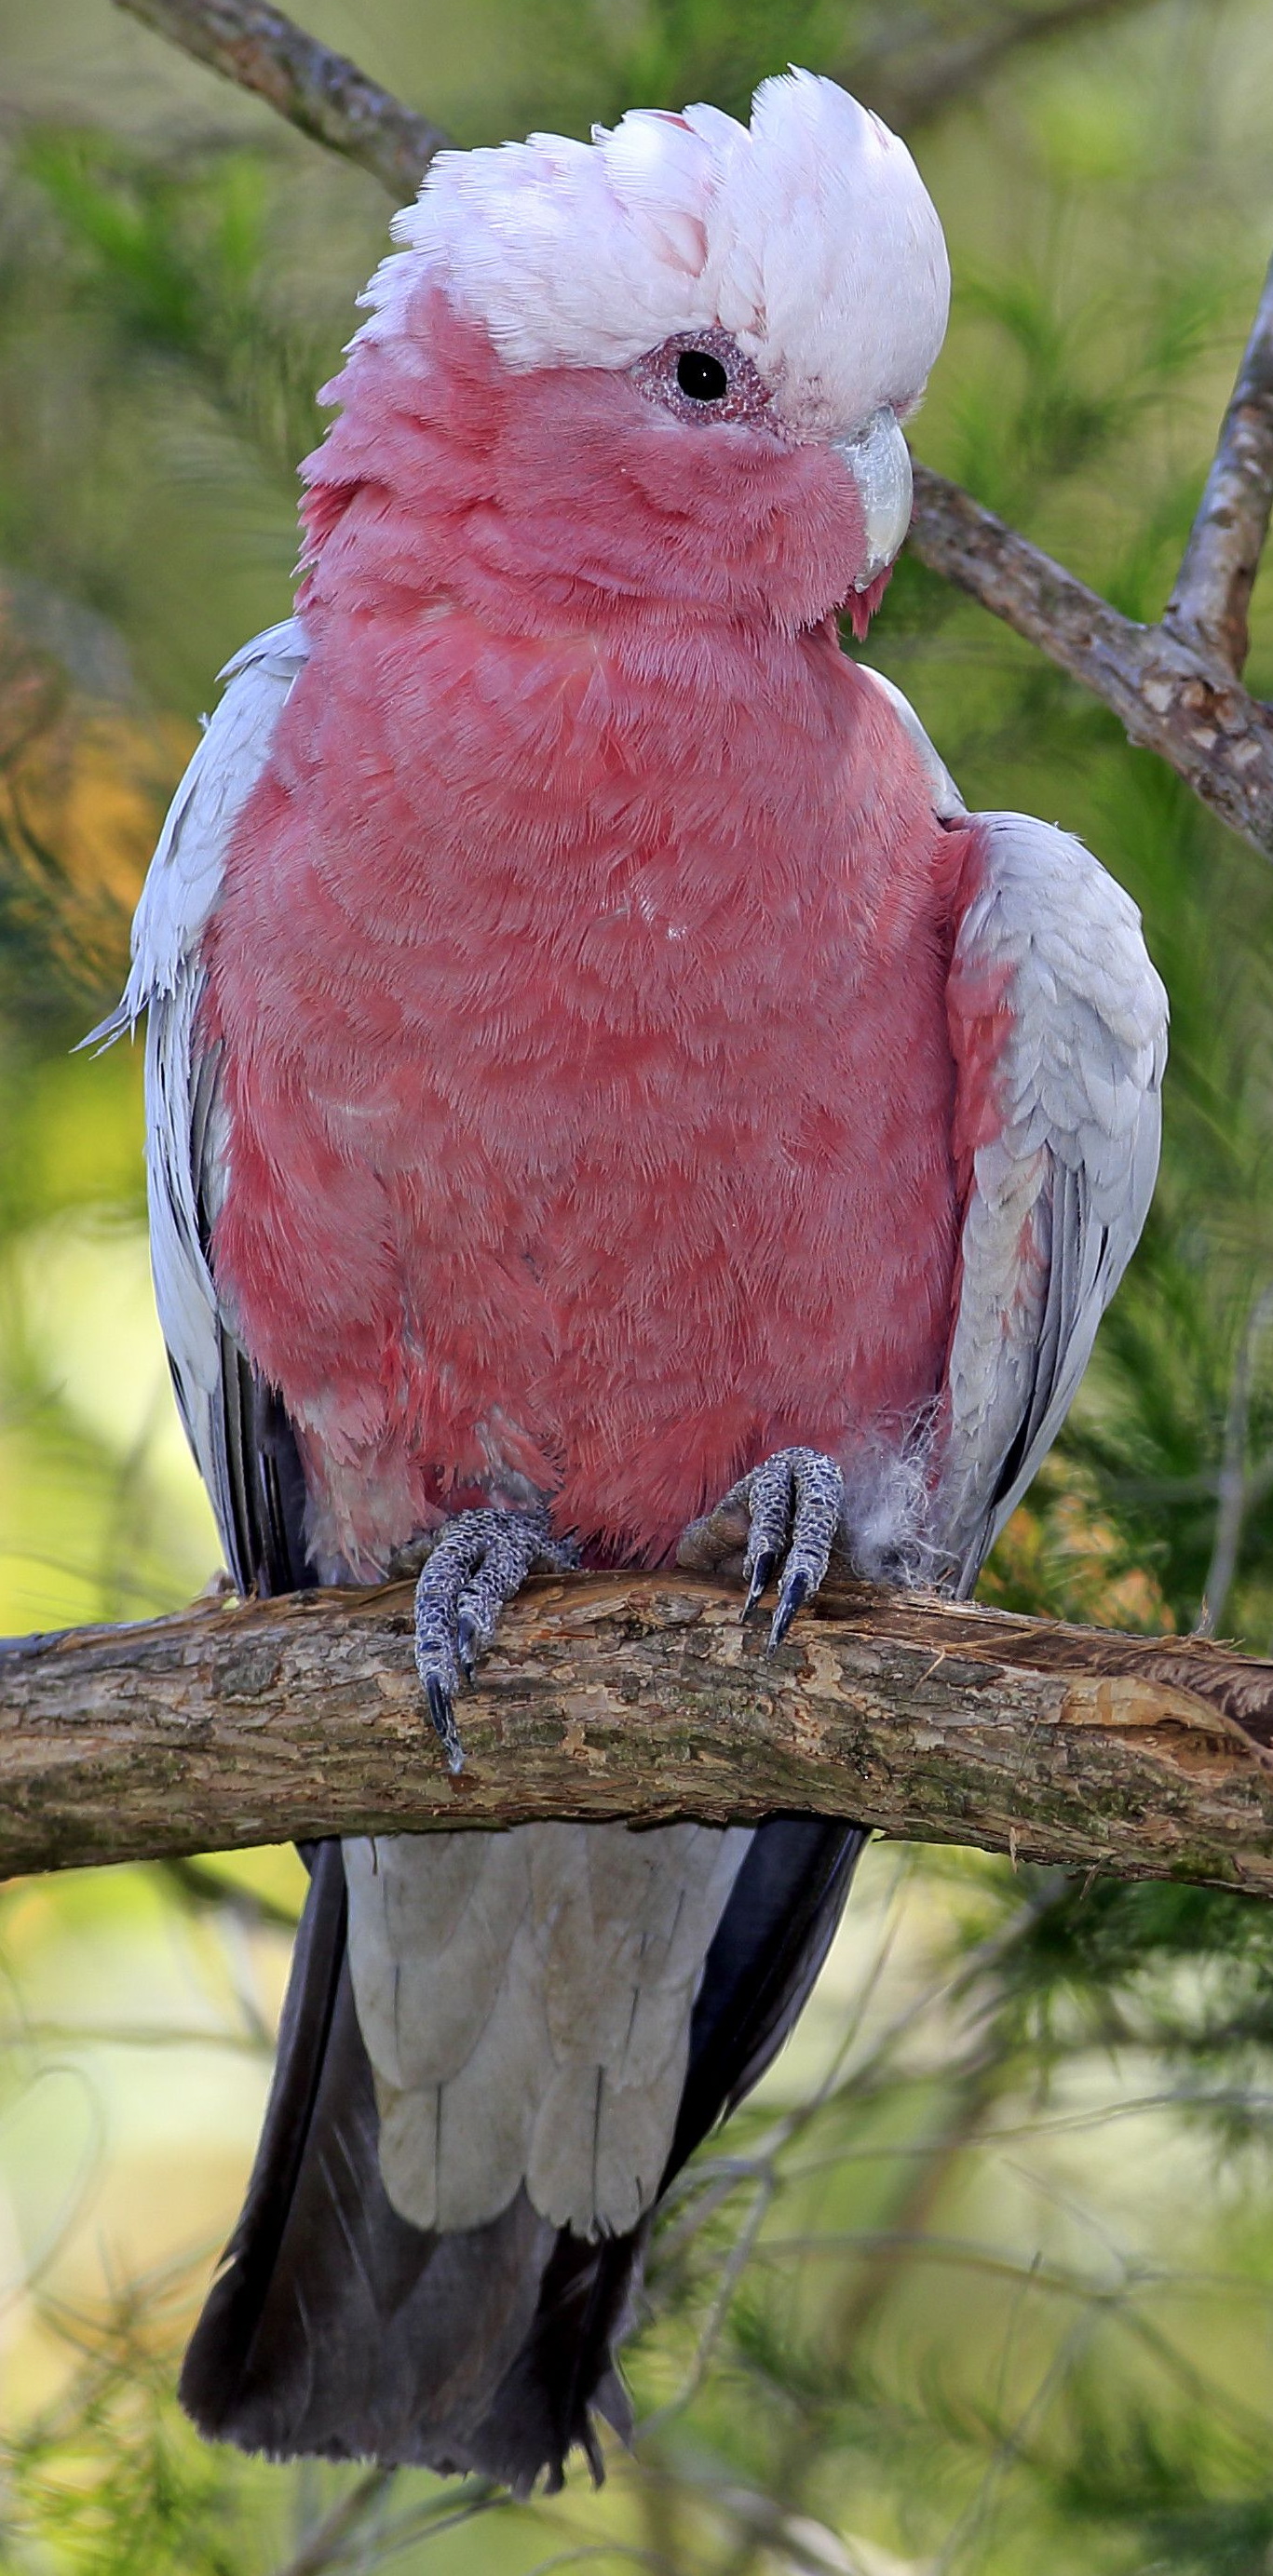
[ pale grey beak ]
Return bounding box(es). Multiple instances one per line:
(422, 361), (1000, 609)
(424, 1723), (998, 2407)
(831, 409), (914, 590)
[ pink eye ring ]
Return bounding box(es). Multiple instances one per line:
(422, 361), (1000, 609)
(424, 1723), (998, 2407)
(630, 328), (774, 427)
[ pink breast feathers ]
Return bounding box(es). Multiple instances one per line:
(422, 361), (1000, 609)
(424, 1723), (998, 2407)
(200, 303), (971, 1579)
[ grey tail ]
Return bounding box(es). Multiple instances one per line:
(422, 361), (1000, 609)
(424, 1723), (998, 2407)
(180, 1818), (863, 2489)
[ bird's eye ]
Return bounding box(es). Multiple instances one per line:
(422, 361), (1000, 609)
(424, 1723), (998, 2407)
(676, 349), (729, 403)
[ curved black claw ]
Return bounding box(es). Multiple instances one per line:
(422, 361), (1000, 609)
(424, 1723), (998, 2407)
(770, 1563), (811, 1652)
(412, 1505), (577, 1773)
(742, 1547), (779, 1623)
(425, 1672), (465, 1774)
(679, 1448), (845, 1656)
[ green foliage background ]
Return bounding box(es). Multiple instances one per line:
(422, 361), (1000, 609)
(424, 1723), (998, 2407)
(3, 1), (1273, 2568)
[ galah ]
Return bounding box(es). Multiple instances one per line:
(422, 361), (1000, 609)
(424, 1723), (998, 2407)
(102, 72), (1167, 2490)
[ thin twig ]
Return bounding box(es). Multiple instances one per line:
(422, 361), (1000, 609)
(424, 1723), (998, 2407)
(113, 0), (448, 199)
(1164, 251), (1273, 676)
(713, 2073), (1009, 2576)
(709, 1880), (1067, 2576)
(0, 2019), (272, 2051)
(161, 1852), (300, 1930)
(353, 2484), (502, 2568)
(640, 2170), (776, 2436)
(907, 460), (1273, 856)
(271, 2466), (395, 2576)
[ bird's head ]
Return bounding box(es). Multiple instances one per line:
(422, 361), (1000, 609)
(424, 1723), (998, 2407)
(310, 74), (949, 635)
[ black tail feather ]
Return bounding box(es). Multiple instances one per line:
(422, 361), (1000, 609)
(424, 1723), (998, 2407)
(670, 1817), (868, 2179)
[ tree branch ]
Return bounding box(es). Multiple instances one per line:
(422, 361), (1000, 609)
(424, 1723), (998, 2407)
(1164, 251), (1273, 676)
(907, 462), (1273, 852)
(114, 0), (1159, 166)
(6, 1573), (1273, 1894)
(114, 0), (447, 197)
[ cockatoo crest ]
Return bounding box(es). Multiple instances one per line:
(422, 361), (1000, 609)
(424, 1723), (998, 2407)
(359, 72), (950, 438)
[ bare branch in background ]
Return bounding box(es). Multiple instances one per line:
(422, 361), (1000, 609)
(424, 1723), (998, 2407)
(906, 463), (1273, 854)
(112, 0), (1159, 172)
(159, 1851), (300, 1927)
(1165, 252), (1273, 676)
(113, 0), (448, 197)
(7, 1573), (1273, 1890)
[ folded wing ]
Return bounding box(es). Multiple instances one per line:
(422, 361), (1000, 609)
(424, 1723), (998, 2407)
(934, 809), (1168, 1593)
(93, 618), (312, 1595)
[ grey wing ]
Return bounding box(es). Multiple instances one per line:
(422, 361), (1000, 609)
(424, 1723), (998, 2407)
(931, 811), (1168, 1597)
(94, 617), (311, 1594)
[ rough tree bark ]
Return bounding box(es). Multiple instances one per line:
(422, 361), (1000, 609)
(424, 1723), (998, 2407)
(6, 1574), (1273, 1894)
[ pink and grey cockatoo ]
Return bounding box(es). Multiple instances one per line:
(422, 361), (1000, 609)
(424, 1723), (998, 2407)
(102, 72), (1167, 2489)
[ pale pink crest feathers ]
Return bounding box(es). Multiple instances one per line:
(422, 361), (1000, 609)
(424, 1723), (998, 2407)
(357, 71), (951, 438)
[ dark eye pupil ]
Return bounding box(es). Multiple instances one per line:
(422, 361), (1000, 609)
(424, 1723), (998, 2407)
(676, 349), (729, 403)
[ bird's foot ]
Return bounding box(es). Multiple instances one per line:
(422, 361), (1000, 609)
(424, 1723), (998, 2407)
(411, 1506), (578, 1774)
(676, 1447), (846, 1653)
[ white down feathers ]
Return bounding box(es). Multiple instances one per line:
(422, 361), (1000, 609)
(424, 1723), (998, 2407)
(345, 1824), (752, 2237)
(358, 72), (951, 439)
(934, 810), (1168, 1592)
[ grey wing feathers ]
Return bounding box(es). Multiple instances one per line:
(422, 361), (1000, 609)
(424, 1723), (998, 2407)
(93, 619), (309, 1592)
(97, 619), (308, 1036)
(934, 812), (1168, 1594)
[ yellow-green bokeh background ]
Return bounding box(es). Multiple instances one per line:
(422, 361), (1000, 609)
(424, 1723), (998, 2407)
(4, 3), (1273, 2568)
